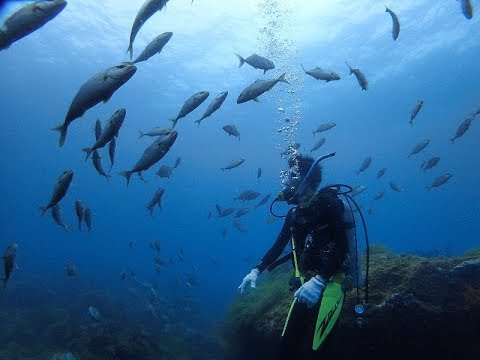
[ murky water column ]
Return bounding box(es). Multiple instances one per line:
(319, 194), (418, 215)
(255, 0), (304, 180)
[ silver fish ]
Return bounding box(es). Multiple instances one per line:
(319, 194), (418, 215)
(195, 91), (228, 126)
(0, 0), (67, 51)
(84, 208), (92, 232)
(40, 170), (74, 215)
(310, 138), (325, 152)
(235, 190), (260, 201)
(221, 158), (245, 171)
(254, 194), (271, 209)
(138, 127), (172, 138)
(174, 156), (181, 169)
(409, 100), (424, 126)
(2, 243), (18, 288)
(377, 168), (387, 179)
(460, 0), (473, 19)
(95, 119), (102, 141)
(82, 108), (126, 160)
(234, 220), (248, 233)
(108, 137), (116, 172)
(421, 157), (440, 172)
(51, 204), (69, 232)
(127, 0), (169, 59)
(234, 208), (250, 218)
(389, 181), (406, 193)
(92, 150), (111, 180)
(146, 188), (165, 216)
(345, 61), (368, 90)
(237, 73), (290, 104)
(385, 7), (400, 40)
(156, 165), (173, 178)
(132, 31), (172, 64)
(372, 191), (385, 201)
(219, 208), (235, 217)
(120, 130), (178, 186)
(52, 64), (136, 147)
(88, 305), (101, 321)
(408, 139), (430, 157)
(313, 122), (336, 135)
(257, 167), (262, 182)
(351, 185), (367, 196)
(222, 125), (240, 140)
(450, 116), (474, 143)
(75, 200), (85, 231)
(356, 157), (372, 174)
(426, 174), (453, 191)
(65, 262), (77, 278)
(171, 91), (209, 128)
(235, 53), (275, 74)
(301, 64), (340, 82)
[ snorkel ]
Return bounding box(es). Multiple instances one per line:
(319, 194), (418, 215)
(269, 152), (336, 217)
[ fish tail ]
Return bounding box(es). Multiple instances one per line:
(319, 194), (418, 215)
(235, 53), (245, 68)
(137, 130), (145, 138)
(345, 60), (353, 75)
(194, 119), (202, 126)
(119, 171), (132, 187)
(104, 173), (112, 181)
(40, 206), (48, 216)
(425, 186), (431, 192)
(170, 118), (178, 129)
(78, 221), (82, 231)
(82, 148), (93, 161)
(64, 225), (70, 233)
(300, 63), (306, 73)
(147, 206), (153, 216)
(52, 123), (68, 147)
(449, 137), (455, 144)
(278, 73), (290, 84)
(127, 43), (133, 60)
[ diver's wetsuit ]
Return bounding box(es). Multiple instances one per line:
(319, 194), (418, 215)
(255, 187), (348, 359)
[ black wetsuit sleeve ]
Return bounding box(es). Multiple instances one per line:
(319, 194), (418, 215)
(255, 208), (295, 273)
(315, 197), (348, 280)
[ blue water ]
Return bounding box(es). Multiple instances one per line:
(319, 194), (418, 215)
(0, 0), (479, 357)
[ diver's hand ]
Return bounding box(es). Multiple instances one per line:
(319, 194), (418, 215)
(294, 275), (326, 308)
(238, 268), (260, 294)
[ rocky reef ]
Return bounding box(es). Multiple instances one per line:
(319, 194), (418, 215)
(221, 245), (480, 359)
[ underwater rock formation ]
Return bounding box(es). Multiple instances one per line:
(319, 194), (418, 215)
(222, 245), (480, 359)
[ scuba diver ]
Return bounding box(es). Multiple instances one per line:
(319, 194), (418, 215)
(238, 152), (368, 359)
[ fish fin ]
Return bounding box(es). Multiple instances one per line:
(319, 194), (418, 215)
(119, 171), (132, 187)
(277, 73), (290, 84)
(103, 94), (112, 103)
(138, 172), (146, 183)
(170, 118), (178, 129)
(147, 206), (153, 216)
(449, 138), (455, 144)
(63, 225), (70, 233)
(300, 63), (306, 73)
(253, 97), (260, 103)
(326, 79), (331, 82)
(52, 124), (68, 147)
(235, 53), (245, 68)
(194, 119), (202, 126)
(32, 4), (47, 13)
(82, 148), (93, 161)
(127, 44), (133, 60)
(263, 69), (267, 74)
(137, 130), (145, 138)
(345, 60), (353, 75)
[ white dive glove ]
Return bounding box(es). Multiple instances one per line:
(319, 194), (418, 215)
(294, 275), (326, 308)
(238, 268), (260, 294)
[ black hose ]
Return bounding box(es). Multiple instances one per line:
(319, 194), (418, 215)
(269, 197), (288, 218)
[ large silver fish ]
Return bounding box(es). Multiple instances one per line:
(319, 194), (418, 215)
(40, 170), (74, 215)
(377, 168), (387, 179)
(138, 127), (172, 138)
(389, 182), (406, 193)
(421, 157), (440, 172)
(127, 0), (169, 59)
(146, 188), (165, 216)
(82, 108), (126, 160)
(237, 73), (290, 104)
(75, 200), (85, 231)
(356, 157), (372, 174)
(351, 185), (367, 196)
(408, 139), (430, 157)
(195, 92), (228, 126)
(301, 64), (340, 82)
(313, 122), (336, 135)
(120, 130), (178, 186)
(235, 190), (260, 201)
(51, 204), (69, 232)
(2, 243), (18, 289)
(108, 137), (116, 172)
(84, 208), (92, 232)
(426, 174), (453, 191)
(235, 53), (275, 74)
(450, 116), (474, 143)
(345, 61), (368, 91)
(310, 138), (325, 152)
(254, 194), (271, 209)
(460, 0), (473, 19)
(0, 0), (67, 50)
(410, 100), (424, 126)
(132, 32), (173, 64)
(221, 158), (245, 171)
(171, 91), (209, 128)
(92, 150), (111, 180)
(156, 165), (173, 178)
(53, 64), (136, 147)
(95, 119), (102, 141)
(385, 7), (400, 40)
(222, 125), (240, 140)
